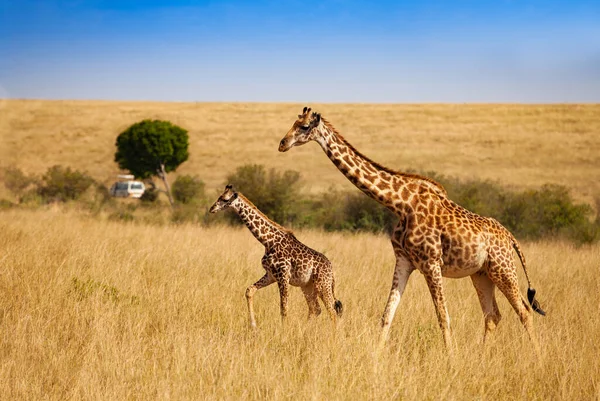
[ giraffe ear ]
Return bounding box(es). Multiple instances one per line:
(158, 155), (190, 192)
(313, 113), (321, 124)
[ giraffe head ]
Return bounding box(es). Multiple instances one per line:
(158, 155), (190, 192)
(209, 184), (238, 213)
(278, 106), (322, 152)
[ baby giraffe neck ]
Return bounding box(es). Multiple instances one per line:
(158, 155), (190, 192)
(231, 195), (288, 248)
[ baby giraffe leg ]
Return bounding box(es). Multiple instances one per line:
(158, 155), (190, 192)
(246, 273), (275, 329)
(277, 279), (291, 324)
(301, 282), (321, 318)
(318, 286), (338, 326)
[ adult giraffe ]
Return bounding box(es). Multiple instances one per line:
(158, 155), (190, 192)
(278, 107), (545, 351)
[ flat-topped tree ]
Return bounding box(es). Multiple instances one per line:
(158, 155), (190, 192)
(115, 119), (189, 207)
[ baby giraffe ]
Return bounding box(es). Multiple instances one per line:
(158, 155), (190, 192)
(209, 185), (343, 328)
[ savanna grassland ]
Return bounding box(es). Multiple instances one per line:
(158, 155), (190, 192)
(1, 100), (600, 399)
(1, 209), (599, 400)
(1, 100), (599, 202)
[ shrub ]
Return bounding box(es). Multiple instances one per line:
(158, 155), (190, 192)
(2, 166), (36, 200)
(342, 192), (397, 233)
(172, 175), (206, 205)
(140, 181), (160, 203)
(0, 199), (14, 210)
(225, 164), (301, 225)
(500, 184), (594, 241)
(311, 190), (396, 233)
(37, 165), (95, 203)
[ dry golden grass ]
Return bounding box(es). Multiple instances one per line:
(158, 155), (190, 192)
(1, 208), (599, 400)
(1, 100), (599, 203)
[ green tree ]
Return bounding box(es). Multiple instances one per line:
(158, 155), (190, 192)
(114, 119), (189, 207)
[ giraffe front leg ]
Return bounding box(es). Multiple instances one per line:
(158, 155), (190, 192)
(246, 273), (275, 329)
(277, 278), (290, 324)
(380, 254), (414, 348)
(423, 262), (452, 350)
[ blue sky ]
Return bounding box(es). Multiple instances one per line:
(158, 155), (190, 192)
(1, 0), (599, 102)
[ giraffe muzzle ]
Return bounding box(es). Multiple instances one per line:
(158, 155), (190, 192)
(278, 139), (291, 152)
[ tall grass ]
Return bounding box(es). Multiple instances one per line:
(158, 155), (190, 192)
(1, 209), (598, 399)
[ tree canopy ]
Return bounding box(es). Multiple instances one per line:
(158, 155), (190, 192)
(114, 119), (189, 179)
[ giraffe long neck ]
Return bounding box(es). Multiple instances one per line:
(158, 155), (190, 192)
(315, 121), (446, 214)
(229, 194), (288, 248)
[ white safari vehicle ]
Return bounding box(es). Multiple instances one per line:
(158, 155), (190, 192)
(109, 175), (146, 198)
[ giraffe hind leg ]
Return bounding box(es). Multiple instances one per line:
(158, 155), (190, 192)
(488, 259), (541, 355)
(470, 272), (502, 343)
(315, 273), (339, 326)
(301, 282), (321, 318)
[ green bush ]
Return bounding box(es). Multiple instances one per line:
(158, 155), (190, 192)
(500, 184), (594, 242)
(37, 165), (95, 203)
(343, 192), (397, 233)
(309, 190), (396, 233)
(140, 181), (160, 203)
(172, 175), (206, 205)
(0, 199), (14, 210)
(2, 166), (37, 201)
(225, 164), (301, 225)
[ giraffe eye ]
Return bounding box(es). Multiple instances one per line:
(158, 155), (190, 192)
(301, 125), (310, 130)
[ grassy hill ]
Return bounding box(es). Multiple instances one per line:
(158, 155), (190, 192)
(1, 100), (599, 203)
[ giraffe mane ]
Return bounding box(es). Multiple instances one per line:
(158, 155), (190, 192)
(319, 117), (447, 195)
(237, 193), (297, 237)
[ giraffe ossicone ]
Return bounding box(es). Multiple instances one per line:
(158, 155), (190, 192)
(210, 185), (343, 328)
(279, 107), (545, 352)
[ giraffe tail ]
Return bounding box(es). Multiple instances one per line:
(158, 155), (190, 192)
(527, 288), (546, 316)
(511, 235), (546, 316)
(334, 300), (343, 317)
(332, 277), (343, 317)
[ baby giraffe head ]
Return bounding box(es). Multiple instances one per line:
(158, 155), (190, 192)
(278, 106), (322, 152)
(209, 184), (238, 213)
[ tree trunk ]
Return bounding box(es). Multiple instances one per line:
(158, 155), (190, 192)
(158, 163), (175, 209)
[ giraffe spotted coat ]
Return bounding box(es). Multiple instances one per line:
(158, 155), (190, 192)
(210, 185), (343, 328)
(279, 107), (545, 352)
